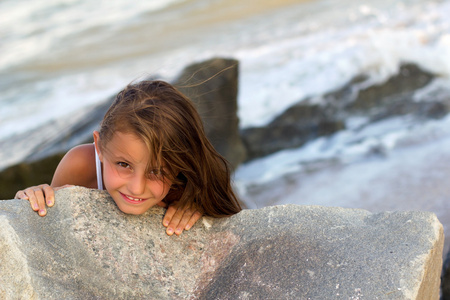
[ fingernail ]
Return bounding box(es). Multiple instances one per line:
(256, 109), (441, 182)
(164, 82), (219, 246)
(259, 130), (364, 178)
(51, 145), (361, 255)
(167, 228), (173, 235)
(39, 209), (46, 216)
(185, 224), (191, 230)
(47, 199), (54, 206)
(33, 204), (39, 210)
(163, 221), (169, 227)
(175, 228), (182, 235)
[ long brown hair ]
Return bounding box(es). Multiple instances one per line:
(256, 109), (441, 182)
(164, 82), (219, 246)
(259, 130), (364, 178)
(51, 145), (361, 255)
(98, 80), (241, 216)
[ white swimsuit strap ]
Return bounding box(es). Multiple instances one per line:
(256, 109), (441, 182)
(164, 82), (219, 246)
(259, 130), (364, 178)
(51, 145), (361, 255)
(94, 143), (104, 190)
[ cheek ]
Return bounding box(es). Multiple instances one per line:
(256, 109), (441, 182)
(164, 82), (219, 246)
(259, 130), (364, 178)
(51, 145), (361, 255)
(102, 163), (123, 190)
(150, 180), (172, 199)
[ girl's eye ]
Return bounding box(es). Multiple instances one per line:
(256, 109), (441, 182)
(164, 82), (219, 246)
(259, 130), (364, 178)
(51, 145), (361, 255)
(117, 162), (130, 168)
(148, 169), (164, 179)
(149, 169), (160, 175)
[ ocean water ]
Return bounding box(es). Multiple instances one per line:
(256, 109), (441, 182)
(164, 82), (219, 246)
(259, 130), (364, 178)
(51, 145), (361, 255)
(2, 0), (450, 166)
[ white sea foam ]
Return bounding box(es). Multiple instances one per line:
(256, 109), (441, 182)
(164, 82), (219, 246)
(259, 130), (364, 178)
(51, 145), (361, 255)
(236, 0), (450, 127)
(234, 112), (450, 190)
(0, 0), (185, 69)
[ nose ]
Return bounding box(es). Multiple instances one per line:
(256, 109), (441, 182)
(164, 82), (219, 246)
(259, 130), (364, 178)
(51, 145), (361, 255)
(128, 173), (146, 196)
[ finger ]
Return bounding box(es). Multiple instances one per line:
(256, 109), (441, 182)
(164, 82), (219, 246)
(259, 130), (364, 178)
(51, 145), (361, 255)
(170, 207), (199, 236)
(31, 186), (47, 217)
(174, 208), (196, 234)
(184, 211), (203, 231)
(165, 207), (185, 236)
(15, 190), (29, 200)
(24, 188), (39, 212)
(162, 205), (177, 228)
(43, 185), (55, 207)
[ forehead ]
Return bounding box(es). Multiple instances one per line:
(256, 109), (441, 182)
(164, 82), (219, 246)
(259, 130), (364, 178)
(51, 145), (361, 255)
(105, 131), (150, 164)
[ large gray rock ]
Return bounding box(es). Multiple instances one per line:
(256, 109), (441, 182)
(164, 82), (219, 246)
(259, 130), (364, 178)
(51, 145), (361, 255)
(174, 58), (247, 170)
(0, 187), (444, 299)
(241, 103), (345, 159)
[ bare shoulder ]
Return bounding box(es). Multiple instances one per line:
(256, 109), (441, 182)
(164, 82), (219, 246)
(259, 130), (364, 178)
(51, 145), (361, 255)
(65, 144), (96, 163)
(51, 144), (97, 188)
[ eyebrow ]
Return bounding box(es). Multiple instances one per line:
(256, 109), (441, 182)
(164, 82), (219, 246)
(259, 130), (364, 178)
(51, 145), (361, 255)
(105, 152), (133, 163)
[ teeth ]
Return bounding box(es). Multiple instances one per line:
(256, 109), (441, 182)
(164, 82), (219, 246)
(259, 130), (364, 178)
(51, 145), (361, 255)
(127, 195), (144, 201)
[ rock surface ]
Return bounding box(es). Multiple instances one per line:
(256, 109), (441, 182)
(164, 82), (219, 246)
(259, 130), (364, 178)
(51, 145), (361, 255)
(174, 58), (247, 170)
(0, 187), (444, 299)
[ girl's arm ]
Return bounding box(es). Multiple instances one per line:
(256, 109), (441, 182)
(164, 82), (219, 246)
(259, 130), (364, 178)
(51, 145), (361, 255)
(15, 144), (97, 216)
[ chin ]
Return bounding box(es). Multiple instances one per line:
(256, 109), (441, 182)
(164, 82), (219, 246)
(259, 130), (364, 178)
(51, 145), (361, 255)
(114, 201), (149, 215)
(121, 208), (147, 215)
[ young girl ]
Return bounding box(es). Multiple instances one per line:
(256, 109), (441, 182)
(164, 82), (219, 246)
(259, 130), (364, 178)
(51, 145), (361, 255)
(15, 80), (242, 236)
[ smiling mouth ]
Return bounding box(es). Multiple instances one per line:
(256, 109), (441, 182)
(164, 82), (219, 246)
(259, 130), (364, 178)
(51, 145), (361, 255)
(120, 192), (147, 204)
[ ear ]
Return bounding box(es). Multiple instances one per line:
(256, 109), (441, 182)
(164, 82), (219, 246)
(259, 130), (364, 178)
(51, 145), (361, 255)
(93, 131), (103, 161)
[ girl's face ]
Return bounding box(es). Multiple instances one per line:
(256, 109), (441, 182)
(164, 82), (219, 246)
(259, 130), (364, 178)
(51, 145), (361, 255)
(94, 131), (172, 215)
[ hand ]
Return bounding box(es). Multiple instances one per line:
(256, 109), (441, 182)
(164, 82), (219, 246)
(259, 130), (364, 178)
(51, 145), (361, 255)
(15, 184), (72, 216)
(162, 202), (202, 236)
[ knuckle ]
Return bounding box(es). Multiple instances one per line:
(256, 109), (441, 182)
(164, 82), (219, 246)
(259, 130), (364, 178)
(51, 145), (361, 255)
(194, 211), (203, 217)
(171, 215), (182, 223)
(33, 188), (43, 194)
